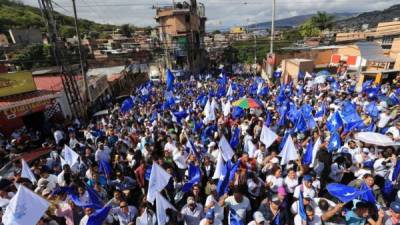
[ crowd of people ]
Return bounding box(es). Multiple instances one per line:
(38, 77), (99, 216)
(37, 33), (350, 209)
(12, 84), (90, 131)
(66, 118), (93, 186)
(0, 69), (399, 225)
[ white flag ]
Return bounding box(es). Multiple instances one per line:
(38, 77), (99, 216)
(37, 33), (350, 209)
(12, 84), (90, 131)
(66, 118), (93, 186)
(218, 135), (234, 161)
(203, 99), (216, 124)
(247, 139), (256, 158)
(227, 84), (233, 96)
(311, 137), (321, 168)
(223, 100), (231, 117)
(257, 82), (263, 95)
(156, 192), (176, 225)
(141, 87), (149, 96)
(21, 159), (36, 184)
(212, 152), (224, 179)
(279, 135), (299, 165)
(60, 156), (67, 168)
(63, 145), (79, 167)
(3, 185), (49, 225)
(147, 163), (172, 204)
(260, 125), (278, 148)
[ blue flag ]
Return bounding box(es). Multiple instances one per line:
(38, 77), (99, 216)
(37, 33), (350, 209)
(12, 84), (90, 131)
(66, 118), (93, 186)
(229, 160), (241, 183)
(327, 183), (366, 203)
(362, 80), (373, 91)
(392, 160), (400, 181)
(182, 164), (201, 192)
(315, 104), (327, 118)
(68, 188), (103, 209)
(232, 106), (245, 119)
(166, 69), (175, 91)
(298, 191), (307, 221)
(302, 138), (313, 165)
(120, 97), (134, 113)
(365, 87), (379, 99)
(87, 205), (112, 225)
(229, 208), (244, 225)
(98, 160), (112, 178)
(365, 102), (379, 118)
(287, 103), (299, 124)
(217, 160), (232, 197)
(327, 111), (343, 132)
(230, 127), (240, 150)
(265, 111), (272, 127)
(328, 132), (341, 152)
(295, 115), (307, 133)
(360, 182), (376, 204)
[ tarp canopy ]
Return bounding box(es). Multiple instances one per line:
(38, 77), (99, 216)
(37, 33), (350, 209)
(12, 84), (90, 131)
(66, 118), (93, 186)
(354, 132), (400, 146)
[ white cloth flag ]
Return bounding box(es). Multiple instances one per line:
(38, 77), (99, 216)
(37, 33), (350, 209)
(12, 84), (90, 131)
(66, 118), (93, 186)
(218, 135), (235, 161)
(203, 99), (216, 124)
(213, 152), (224, 179)
(2, 185), (49, 225)
(247, 140), (256, 158)
(63, 145), (79, 167)
(279, 135), (299, 165)
(257, 82), (263, 95)
(156, 192), (176, 225)
(311, 137), (321, 168)
(227, 84), (233, 96)
(21, 159), (36, 184)
(147, 163), (172, 204)
(223, 100), (231, 117)
(260, 125), (278, 148)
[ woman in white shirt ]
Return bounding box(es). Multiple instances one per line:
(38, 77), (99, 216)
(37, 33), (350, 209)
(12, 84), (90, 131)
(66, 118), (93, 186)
(284, 168), (299, 194)
(266, 167), (284, 193)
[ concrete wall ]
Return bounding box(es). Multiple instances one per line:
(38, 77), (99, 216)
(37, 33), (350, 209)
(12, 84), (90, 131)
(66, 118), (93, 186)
(281, 59), (314, 84)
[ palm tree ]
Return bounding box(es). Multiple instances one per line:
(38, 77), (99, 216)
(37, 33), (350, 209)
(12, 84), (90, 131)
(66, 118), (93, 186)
(311, 11), (335, 31)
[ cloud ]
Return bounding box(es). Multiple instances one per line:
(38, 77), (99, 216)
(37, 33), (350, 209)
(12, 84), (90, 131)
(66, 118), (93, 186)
(21, 0), (399, 30)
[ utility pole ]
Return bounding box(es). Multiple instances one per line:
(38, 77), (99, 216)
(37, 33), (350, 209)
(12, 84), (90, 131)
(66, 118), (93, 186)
(71, 0), (90, 104)
(254, 34), (257, 65)
(270, 0), (275, 55)
(268, 0), (276, 76)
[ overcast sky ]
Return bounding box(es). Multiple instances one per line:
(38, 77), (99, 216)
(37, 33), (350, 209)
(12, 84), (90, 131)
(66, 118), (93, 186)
(21, 0), (399, 30)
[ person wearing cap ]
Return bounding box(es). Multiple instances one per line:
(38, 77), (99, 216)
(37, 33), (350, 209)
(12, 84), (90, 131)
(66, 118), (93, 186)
(180, 196), (204, 225)
(258, 195), (289, 225)
(290, 191), (317, 215)
(294, 205), (322, 225)
(383, 201), (400, 225)
(293, 175), (316, 199)
(248, 211), (266, 225)
(205, 184), (224, 222)
(199, 209), (222, 225)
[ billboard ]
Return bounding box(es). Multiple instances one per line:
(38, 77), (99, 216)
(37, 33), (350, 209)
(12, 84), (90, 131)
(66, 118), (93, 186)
(0, 71), (37, 97)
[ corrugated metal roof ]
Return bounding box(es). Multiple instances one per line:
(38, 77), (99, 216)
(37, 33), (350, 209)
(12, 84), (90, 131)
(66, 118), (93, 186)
(87, 66), (125, 77)
(355, 42), (395, 63)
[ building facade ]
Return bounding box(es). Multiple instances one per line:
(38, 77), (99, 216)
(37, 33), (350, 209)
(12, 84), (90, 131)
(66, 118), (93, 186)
(155, 0), (207, 75)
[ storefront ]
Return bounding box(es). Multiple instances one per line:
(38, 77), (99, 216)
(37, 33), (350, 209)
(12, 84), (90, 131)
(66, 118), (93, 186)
(0, 90), (61, 134)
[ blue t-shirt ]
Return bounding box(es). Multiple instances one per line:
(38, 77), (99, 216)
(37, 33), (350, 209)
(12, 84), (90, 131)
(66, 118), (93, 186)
(345, 210), (366, 225)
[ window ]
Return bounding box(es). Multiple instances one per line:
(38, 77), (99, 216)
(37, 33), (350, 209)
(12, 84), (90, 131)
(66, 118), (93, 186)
(185, 15), (190, 23)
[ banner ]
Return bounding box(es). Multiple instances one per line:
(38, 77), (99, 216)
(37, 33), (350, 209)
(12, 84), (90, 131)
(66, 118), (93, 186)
(0, 72), (37, 97)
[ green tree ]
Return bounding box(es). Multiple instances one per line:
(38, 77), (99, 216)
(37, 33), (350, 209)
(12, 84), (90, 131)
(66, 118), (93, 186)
(13, 44), (55, 69)
(283, 28), (303, 42)
(212, 30), (221, 35)
(299, 20), (321, 37)
(120, 24), (133, 37)
(311, 11), (335, 31)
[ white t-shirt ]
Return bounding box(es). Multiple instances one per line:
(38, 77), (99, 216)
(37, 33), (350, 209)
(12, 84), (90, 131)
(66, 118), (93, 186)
(205, 195), (224, 221)
(164, 142), (177, 152)
(266, 175), (284, 192)
(293, 184), (316, 199)
(284, 177), (299, 194)
(224, 196), (251, 220)
(294, 214), (322, 225)
(199, 218), (222, 225)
